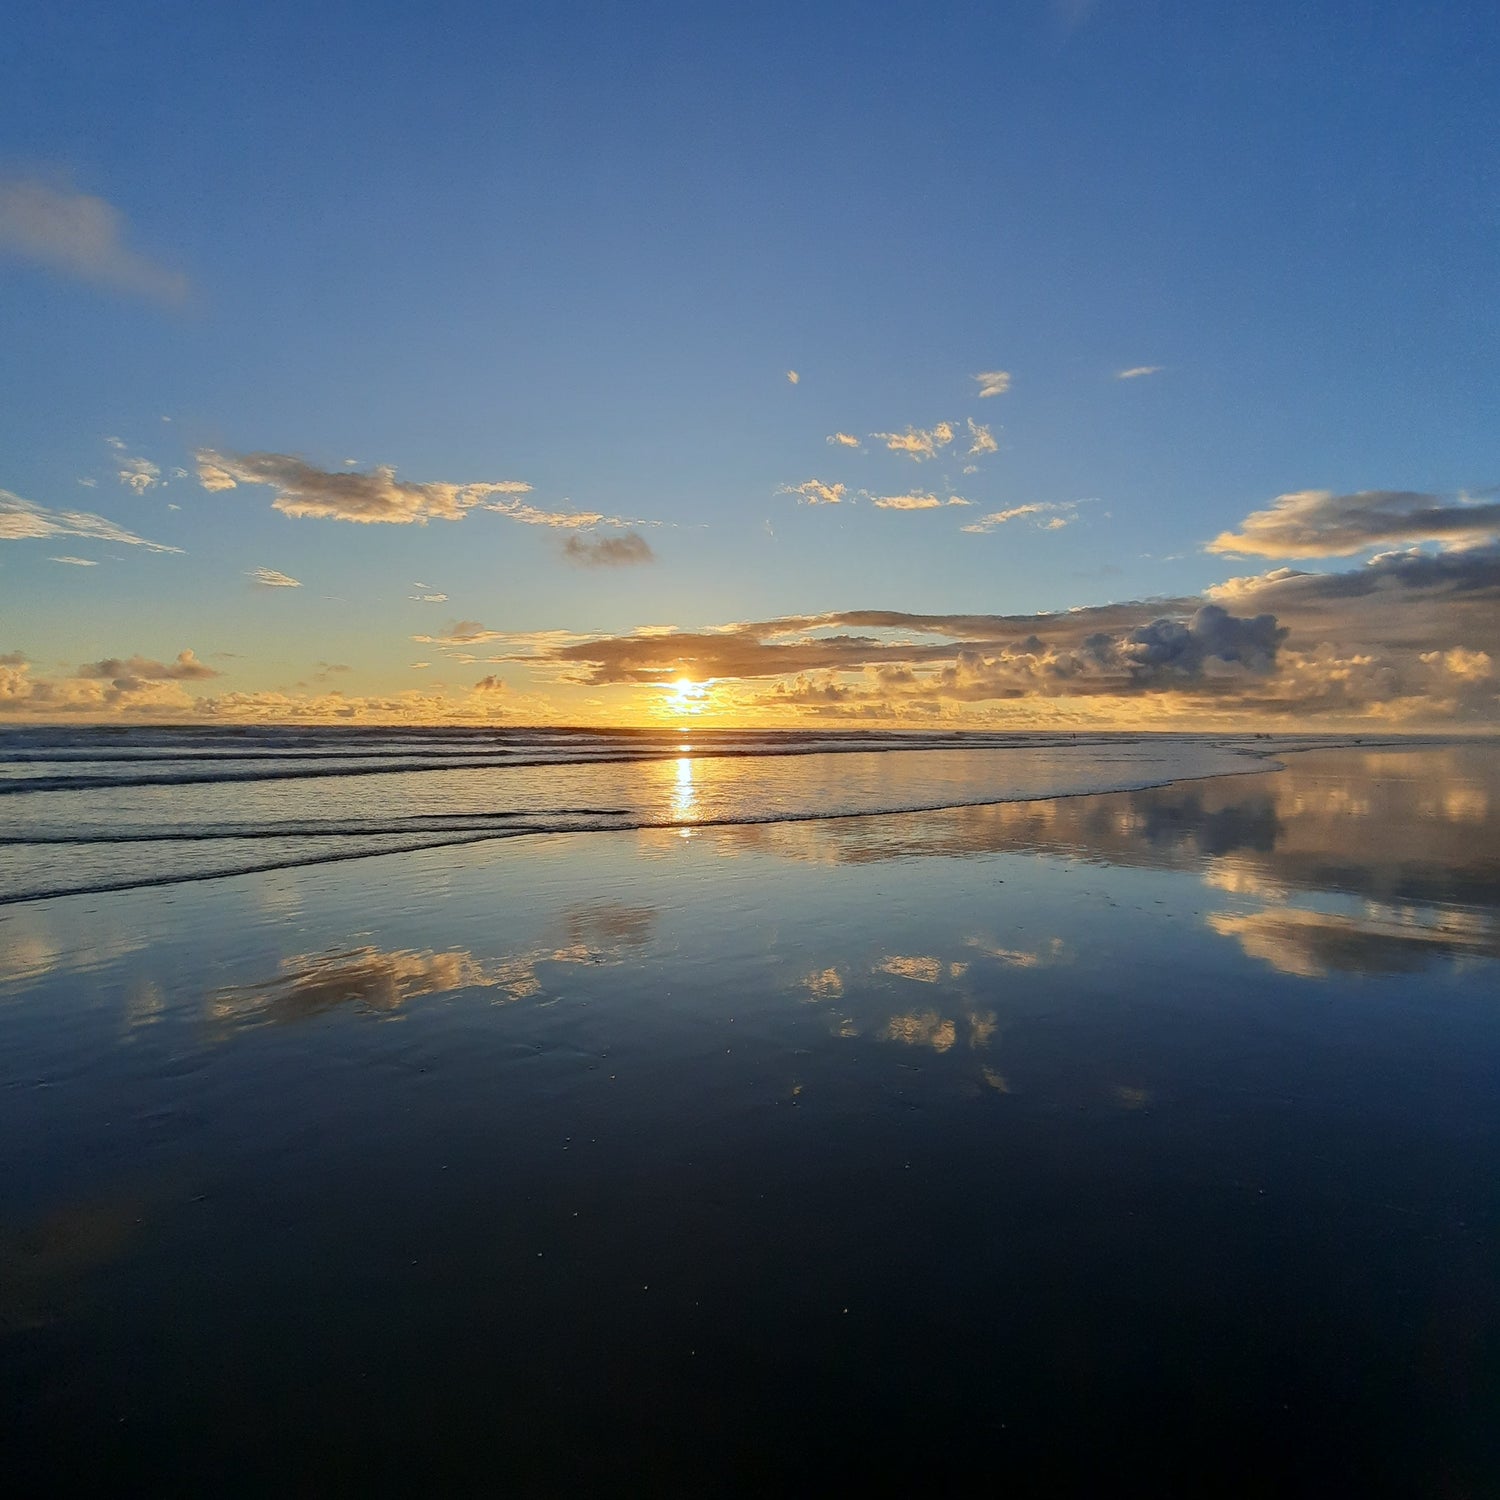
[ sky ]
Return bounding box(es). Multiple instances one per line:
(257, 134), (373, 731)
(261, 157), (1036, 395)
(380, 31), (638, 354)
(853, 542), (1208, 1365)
(1, 0), (1496, 729)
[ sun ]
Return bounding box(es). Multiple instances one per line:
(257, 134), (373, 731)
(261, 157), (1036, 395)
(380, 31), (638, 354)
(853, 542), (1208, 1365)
(664, 678), (709, 716)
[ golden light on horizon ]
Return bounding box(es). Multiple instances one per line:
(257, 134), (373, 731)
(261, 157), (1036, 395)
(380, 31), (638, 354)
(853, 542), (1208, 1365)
(664, 677), (710, 716)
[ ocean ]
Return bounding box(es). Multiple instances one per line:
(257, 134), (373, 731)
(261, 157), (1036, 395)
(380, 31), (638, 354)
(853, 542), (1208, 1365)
(3, 733), (1498, 1490)
(0, 724), (1402, 905)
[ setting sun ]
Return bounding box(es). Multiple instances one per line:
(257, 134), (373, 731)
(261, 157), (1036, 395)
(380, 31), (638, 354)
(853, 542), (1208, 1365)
(665, 678), (709, 715)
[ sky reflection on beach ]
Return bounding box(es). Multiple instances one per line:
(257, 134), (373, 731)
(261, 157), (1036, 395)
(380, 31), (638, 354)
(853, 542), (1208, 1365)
(3, 745), (1499, 1491)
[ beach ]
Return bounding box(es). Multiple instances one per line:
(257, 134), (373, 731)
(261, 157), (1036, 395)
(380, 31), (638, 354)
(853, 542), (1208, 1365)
(3, 737), (1498, 1491)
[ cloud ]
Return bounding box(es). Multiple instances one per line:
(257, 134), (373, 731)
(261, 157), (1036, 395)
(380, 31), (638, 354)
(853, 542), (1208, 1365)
(412, 619), (506, 646)
(869, 493), (973, 510)
(1116, 366), (1163, 380)
(0, 177), (190, 303)
(562, 531), (655, 567)
(966, 419), (998, 457)
(50, 555), (98, 566)
(827, 433), (862, 449)
(786, 370), (800, 384)
(473, 674), (507, 692)
(246, 567), (302, 588)
(961, 501), (1078, 534)
(76, 649), (219, 683)
(116, 456), (160, 493)
(409, 592), (448, 602)
(0, 489), (182, 553)
(1208, 489), (1500, 559)
(194, 451), (538, 526)
(973, 371), (1011, 398)
(780, 479), (846, 505)
(870, 422), (955, 460)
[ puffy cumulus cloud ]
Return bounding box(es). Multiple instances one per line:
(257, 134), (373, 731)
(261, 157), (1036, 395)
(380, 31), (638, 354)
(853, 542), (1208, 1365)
(827, 432), (862, 449)
(195, 451), (540, 526)
(246, 566), (301, 588)
(869, 492), (972, 511)
(1, 658), (198, 717)
(0, 489), (182, 553)
(0, 177), (190, 304)
(77, 649), (219, 683)
(973, 371), (1011, 398)
(870, 422), (955, 460)
(1116, 365), (1162, 380)
(961, 501), (1078, 534)
(966, 418), (998, 457)
(562, 531), (655, 567)
(1208, 488), (1500, 558)
(116, 456), (161, 493)
(780, 479), (846, 505)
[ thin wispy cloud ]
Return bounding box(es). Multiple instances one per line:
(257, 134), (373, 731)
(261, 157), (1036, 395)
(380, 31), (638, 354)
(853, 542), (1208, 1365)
(1208, 488), (1500, 558)
(961, 501), (1080, 534)
(50, 555), (98, 566)
(563, 532), (655, 567)
(827, 432), (862, 449)
(1116, 365), (1163, 380)
(869, 493), (973, 511)
(0, 177), (190, 304)
(246, 566), (302, 588)
(780, 479), (847, 505)
(786, 370), (800, 384)
(966, 418), (998, 456)
(412, 620), (507, 646)
(870, 422), (955, 460)
(0, 489), (182, 553)
(973, 371), (1011, 398)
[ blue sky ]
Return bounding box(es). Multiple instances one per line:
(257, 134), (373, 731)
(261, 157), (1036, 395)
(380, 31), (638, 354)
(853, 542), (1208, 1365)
(1, 0), (1496, 725)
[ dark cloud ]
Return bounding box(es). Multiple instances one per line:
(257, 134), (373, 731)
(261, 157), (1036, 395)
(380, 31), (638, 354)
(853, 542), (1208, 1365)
(76, 650), (219, 683)
(1208, 489), (1500, 558)
(562, 532), (655, 568)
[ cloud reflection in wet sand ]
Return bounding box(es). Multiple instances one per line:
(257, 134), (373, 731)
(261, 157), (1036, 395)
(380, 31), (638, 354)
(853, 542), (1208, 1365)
(723, 746), (1500, 979)
(208, 901), (657, 1030)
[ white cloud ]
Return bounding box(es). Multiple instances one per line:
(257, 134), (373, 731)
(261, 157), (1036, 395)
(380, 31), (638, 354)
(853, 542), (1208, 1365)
(869, 422), (955, 460)
(827, 432), (862, 449)
(0, 177), (189, 303)
(786, 370), (800, 384)
(973, 371), (1011, 398)
(780, 479), (846, 505)
(966, 418), (998, 456)
(869, 493), (973, 511)
(50, 555), (98, 566)
(0, 489), (182, 553)
(246, 567), (302, 588)
(117, 456), (161, 494)
(960, 500), (1080, 534)
(1116, 365), (1163, 380)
